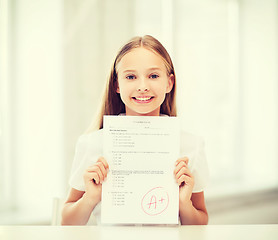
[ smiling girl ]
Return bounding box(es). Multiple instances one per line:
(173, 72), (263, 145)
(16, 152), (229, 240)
(61, 35), (209, 225)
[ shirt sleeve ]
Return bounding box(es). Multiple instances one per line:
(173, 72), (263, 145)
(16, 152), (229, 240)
(68, 131), (103, 191)
(68, 135), (89, 191)
(191, 137), (209, 193)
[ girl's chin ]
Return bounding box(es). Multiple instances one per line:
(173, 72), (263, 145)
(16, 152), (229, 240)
(125, 107), (160, 116)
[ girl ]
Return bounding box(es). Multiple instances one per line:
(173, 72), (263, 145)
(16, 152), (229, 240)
(61, 35), (209, 225)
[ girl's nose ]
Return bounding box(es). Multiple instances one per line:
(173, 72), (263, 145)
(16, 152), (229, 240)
(137, 78), (150, 92)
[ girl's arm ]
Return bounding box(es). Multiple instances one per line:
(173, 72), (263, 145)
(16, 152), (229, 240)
(61, 188), (98, 225)
(179, 192), (208, 225)
(61, 157), (109, 225)
(175, 157), (208, 225)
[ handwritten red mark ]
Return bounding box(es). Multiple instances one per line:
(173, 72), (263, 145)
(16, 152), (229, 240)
(141, 187), (169, 216)
(147, 195), (157, 209)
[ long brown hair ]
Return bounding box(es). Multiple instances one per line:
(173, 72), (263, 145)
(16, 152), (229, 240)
(87, 35), (177, 132)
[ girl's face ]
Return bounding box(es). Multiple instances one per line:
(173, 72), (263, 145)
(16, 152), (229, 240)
(116, 47), (174, 116)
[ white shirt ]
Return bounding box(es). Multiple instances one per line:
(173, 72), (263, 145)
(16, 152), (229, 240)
(69, 128), (209, 225)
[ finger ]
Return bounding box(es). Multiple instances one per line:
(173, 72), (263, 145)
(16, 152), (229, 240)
(174, 161), (187, 174)
(96, 158), (109, 178)
(174, 161), (189, 175)
(94, 165), (105, 183)
(86, 165), (104, 183)
(91, 173), (100, 184)
(175, 167), (193, 179)
(97, 157), (109, 170)
(95, 162), (107, 180)
(84, 171), (100, 184)
(87, 161), (106, 177)
(177, 174), (187, 186)
(175, 157), (189, 166)
(87, 157), (109, 171)
(177, 175), (194, 187)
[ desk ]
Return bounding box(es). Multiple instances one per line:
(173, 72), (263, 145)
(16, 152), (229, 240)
(0, 225), (277, 240)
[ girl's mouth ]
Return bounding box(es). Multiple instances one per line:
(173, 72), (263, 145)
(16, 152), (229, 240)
(132, 96), (154, 103)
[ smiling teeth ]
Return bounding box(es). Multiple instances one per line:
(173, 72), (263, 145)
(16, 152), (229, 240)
(135, 96), (152, 101)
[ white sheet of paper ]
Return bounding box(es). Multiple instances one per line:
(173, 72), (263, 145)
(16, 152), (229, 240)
(101, 115), (180, 225)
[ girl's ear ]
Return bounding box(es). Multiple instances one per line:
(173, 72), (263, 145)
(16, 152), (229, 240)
(116, 84), (120, 93)
(166, 74), (174, 93)
(114, 80), (120, 93)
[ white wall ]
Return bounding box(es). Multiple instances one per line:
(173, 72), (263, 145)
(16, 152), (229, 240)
(175, 0), (236, 186)
(174, 0), (278, 196)
(12, 0), (64, 222)
(240, 0), (278, 188)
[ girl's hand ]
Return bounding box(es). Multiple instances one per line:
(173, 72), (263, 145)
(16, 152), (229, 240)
(174, 157), (194, 205)
(83, 157), (109, 204)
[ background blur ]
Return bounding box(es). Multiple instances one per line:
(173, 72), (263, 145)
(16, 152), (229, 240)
(0, 0), (277, 225)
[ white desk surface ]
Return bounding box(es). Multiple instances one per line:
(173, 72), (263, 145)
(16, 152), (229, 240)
(0, 225), (277, 240)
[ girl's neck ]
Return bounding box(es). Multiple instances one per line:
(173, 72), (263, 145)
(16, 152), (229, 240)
(125, 107), (160, 117)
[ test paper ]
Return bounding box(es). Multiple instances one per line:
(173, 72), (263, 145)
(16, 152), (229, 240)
(101, 115), (180, 225)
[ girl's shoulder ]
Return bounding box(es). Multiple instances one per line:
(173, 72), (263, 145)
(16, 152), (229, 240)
(180, 129), (204, 146)
(76, 129), (103, 149)
(180, 130), (206, 171)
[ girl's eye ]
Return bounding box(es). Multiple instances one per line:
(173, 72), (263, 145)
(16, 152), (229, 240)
(150, 74), (159, 79)
(126, 75), (136, 80)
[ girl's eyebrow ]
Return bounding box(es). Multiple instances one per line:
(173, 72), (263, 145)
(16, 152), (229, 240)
(148, 67), (162, 72)
(122, 69), (137, 73)
(122, 67), (162, 73)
